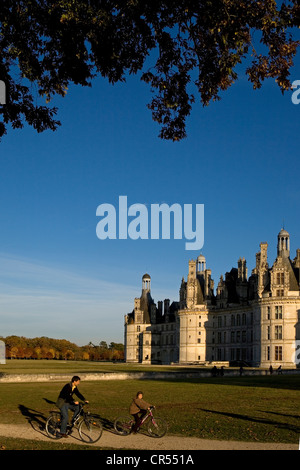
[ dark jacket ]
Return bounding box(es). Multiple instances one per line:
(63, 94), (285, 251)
(56, 382), (85, 409)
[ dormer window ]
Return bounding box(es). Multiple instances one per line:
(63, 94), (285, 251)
(276, 272), (285, 284)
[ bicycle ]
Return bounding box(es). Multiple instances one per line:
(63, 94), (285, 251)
(114, 406), (167, 438)
(45, 402), (103, 443)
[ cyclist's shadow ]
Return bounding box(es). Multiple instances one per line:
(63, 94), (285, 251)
(18, 403), (49, 435)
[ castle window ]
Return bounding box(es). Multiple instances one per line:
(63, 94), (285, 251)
(267, 306), (271, 320)
(198, 338), (201, 343)
(242, 313), (246, 325)
(275, 306), (283, 319)
(275, 325), (282, 340)
(276, 289), (284, 297)
(276, 272), (285, 284)
(137, 326), (141, 332)
(231, 315), (235, 326)
(275, 346), (282, 361)
(237, 314), (241, 326)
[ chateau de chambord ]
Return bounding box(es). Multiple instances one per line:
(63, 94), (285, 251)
(124, 229), (300, 368)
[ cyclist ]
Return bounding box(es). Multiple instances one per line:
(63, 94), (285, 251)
(129, 391), (153, 434)
(56, 375), (89, 437)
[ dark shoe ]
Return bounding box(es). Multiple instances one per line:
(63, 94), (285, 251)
(58, 432), (68, 438)
(67, 424), (73, 435)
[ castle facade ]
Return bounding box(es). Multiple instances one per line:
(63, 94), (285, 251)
(124, 229), (300, 368)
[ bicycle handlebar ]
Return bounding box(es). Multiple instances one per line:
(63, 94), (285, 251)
(77, 401), (89, 408)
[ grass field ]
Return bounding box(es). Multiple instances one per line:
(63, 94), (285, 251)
(0, 360), (299, 449)
(0, 359), (210, 374)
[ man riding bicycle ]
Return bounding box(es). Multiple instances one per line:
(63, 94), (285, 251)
(56, 375), (89, 437)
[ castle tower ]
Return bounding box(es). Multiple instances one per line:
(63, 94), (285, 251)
(238, 257), (248, 282)
(277, 228), (290, 258)
(197, 254), (206, 274)
(142, 273), (151, 292)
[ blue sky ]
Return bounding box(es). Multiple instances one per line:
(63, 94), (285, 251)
(0, 43), (300, 346)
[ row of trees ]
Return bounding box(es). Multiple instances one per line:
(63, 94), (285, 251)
(1, 336), (124, 362)
(0, 1), (299, 141)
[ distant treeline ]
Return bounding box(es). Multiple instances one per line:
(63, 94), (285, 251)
(0, 336), (124, 361)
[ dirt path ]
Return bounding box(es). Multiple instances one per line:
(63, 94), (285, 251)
(0, 423), (297, 450)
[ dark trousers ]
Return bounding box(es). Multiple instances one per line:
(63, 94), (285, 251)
(60, 403), (80, 434)
(132, 410), (147, 432)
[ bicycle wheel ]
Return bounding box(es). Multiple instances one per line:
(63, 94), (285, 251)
(45, 412), (61, 439)
(78, 416), (103, 443)
(114, 415), (133, 435)
(147, 417), (168, 438)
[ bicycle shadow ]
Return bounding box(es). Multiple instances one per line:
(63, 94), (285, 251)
(85, 414), (150, 436)
(98, 416), (115, 433)
(18, 398), (59, 436)
(18, 404), (48, 435)
(85, 412), (116, 435)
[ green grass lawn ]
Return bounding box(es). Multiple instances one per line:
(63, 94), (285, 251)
(0, 359), (212, 375)
(0, 362), (299, 447)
